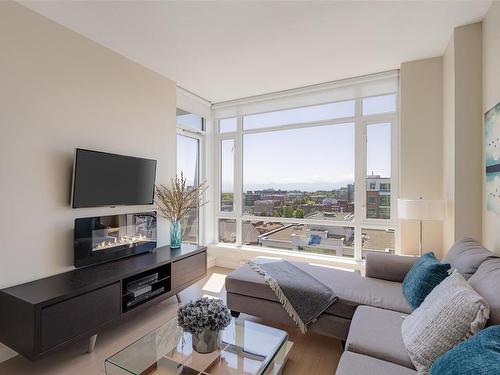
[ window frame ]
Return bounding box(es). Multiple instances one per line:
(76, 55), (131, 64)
(213, 91), (399, 261)
(176, 116), (206, 246)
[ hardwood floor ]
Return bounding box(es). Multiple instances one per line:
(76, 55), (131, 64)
(0, 267), (341, 375)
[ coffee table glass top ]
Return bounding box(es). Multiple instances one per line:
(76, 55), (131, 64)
(105, 317), (288, 375)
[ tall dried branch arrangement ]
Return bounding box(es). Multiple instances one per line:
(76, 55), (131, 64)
(155, 172), (208, 222)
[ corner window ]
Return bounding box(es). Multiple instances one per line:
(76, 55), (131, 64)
(214, 77), (398, 260)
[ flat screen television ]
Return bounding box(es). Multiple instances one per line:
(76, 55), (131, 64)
(72, 149), (157, 208)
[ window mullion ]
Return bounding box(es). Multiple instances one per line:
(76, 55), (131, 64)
(235, 116), (243, 246)
(354, 99), (364, 261)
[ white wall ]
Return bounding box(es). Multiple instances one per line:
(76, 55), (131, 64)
(0, 1), (177, 292)
(453, 23), (483, 246)
(442, 22), (483, 254)
(482, 1), (500, 253)
(443, 36), (456, 252)
(399, 57), (444, 256)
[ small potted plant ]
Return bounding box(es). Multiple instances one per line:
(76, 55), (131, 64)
(155, 173), (207, 249)
(177, 297), (232, 353)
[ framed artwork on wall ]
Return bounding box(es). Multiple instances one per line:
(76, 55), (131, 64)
(485, 102), (500, 214)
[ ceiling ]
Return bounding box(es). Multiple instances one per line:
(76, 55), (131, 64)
(21, 1), (491, 103)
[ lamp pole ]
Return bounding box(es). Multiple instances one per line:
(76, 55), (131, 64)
(418, 196), (423, 256)
(419, 219), (423, 257)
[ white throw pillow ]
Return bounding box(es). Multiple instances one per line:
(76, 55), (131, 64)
(401, 271), (489, 374)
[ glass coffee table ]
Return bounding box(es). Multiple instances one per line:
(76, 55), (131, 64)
(105, 318), (292, 375)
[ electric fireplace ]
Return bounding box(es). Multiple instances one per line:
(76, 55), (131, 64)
(74, 211), (157, 267)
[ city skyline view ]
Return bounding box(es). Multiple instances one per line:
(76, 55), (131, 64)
(221, 94), (394, 193)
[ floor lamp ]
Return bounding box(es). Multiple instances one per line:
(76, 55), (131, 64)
(398, 198), (444, 256)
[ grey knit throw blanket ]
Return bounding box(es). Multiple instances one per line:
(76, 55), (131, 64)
(248, 260), (337, 333)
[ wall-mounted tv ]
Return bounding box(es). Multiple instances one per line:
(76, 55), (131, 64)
(72, 149), (157, 208)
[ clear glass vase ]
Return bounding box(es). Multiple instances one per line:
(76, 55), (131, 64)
(170, 220), (182, 249)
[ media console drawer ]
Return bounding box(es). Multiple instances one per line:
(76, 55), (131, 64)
(172, 251), (206, 291)
(40, 282), (120, 352)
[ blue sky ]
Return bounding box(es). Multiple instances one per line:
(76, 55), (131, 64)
(177, 94), (395, 192)
(223, 95), (394, 192)
(177, 134), (199, 186)
(243, 123), (356, 191)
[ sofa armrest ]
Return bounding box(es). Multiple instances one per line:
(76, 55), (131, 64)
(365, 252), (418, 282)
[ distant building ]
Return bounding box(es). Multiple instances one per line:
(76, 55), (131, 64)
(311, 194), (327, 203)
(347, 183), (355, 202)
(366, 173), (391, 219)
(244, 192), (260, 207)
(254, 200), (275, 216)
(323, 197), (338, 205)
(263, 195), (285, 206)
(255, 223), (354, 256)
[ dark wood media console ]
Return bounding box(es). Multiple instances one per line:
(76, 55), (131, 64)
(0, 244), (207, 360)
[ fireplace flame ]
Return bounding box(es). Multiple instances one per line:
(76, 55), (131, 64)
(94, 234), (148, 251)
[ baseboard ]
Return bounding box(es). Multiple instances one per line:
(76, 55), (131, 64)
(0, 343), (17, 363)
(207, 255), (217, 269)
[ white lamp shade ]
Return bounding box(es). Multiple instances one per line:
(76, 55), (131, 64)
(398, 199), (444, 221)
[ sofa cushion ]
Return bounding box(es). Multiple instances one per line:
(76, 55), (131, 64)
(345, 306), (414, 369)
(365, 252), (418, 282)
(443, 238), (495, 279)
(429, 325), (500, 375)
(401, 271), (490, 374)
(336, 352), (417, 375)
(402, 252), (450, 309)
(225, 260), (412, 320)
(468, 258), (500, 325)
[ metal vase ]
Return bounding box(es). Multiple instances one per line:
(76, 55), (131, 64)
(192, 328), (221, 354)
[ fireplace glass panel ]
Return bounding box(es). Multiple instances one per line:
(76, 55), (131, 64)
(75, 212), (157, 267)
(91, 214), (156, 252)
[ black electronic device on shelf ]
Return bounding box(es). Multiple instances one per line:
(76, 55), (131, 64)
(122, 264), (170, 313)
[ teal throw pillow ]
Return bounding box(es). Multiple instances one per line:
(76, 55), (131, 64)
(430, 325), (500, 375)
(402, 252), (450, 309)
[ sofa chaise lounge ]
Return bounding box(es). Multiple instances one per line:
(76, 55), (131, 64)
(225, 238), (500, 374)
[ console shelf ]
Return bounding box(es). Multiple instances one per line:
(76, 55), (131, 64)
(122, 263), (171, 312)
(0, 244), (207, 360)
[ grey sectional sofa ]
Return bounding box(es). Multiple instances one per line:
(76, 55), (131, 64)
(224, 238), (500, 374)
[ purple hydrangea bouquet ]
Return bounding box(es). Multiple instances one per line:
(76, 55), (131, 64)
(177, 297), (231, 353)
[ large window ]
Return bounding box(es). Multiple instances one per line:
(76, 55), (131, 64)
(214, 75), (398, 260)
(242, 123), (355, 221)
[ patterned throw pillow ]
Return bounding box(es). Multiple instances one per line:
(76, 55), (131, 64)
(402, 252), (451, 309)
(430, 325), (500, 375)
(401, 271), (490, 374)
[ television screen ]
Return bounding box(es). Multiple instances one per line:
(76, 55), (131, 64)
(72, 149), (157, 208)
